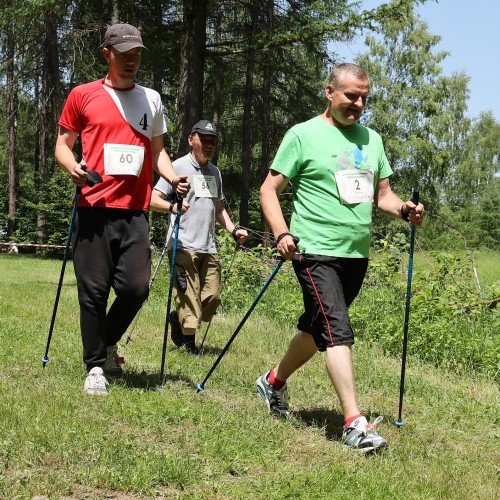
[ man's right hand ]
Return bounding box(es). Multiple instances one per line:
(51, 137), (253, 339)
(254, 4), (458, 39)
(72, 161), (89, 187)
(172, 175), (190, 197)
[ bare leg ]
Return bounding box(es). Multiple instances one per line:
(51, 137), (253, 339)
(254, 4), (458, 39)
(274, 331), (317, 381)
(325, 344), (360, 419)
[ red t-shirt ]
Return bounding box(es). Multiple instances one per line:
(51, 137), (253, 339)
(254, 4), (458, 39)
(59, 79), (167, 210)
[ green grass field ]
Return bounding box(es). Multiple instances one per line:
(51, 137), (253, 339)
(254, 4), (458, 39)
(0, 254), (498, 499)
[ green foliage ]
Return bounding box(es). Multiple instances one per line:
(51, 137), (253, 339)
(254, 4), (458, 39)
(352, 248), (499, 381)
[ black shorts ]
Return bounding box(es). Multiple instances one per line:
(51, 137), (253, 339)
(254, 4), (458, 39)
(292, 253), (368, 351)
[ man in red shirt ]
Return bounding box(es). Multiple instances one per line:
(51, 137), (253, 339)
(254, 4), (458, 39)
(55, 23), (189, 395)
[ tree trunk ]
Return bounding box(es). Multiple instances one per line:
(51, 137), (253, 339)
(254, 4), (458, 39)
(239, 3), (259, 229)
(6, 26), (18, 238)
(177, 0), (208, 157)
(260, 0), (273, 246)
(37, 16), (60, 241)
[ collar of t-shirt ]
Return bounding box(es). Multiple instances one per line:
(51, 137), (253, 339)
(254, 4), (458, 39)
(188, 153), (213, 172)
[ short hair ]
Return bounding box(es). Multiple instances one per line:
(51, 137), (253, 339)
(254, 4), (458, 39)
(328, 63), (369, 90)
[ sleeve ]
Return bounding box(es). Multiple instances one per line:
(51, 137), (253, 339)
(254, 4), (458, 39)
(217, 169), (224, 202)
(58, 88), (83, 134)
(269, 128), (302, 179)
(375, 132), (393, 179)
(151, 91), (168, 138)
(154, 176), (173, 197)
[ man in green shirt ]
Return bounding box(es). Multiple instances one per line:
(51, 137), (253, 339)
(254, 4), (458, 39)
(257, 63), (424, 453)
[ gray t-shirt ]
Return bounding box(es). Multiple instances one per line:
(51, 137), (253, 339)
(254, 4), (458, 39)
(154, 153), (224, 253)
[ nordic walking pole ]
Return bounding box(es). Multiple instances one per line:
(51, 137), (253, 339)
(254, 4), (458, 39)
(125, 228), (170, 344)
(159, 194), (184, 383)
(199, 241), (241, 351)
(41, 168), (102, 367)
(197, 237), (299, 393)
(395, 190), (420, 427)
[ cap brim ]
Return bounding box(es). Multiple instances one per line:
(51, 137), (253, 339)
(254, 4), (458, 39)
(112, 42), (147, 52)
(191, 129), (220, 138)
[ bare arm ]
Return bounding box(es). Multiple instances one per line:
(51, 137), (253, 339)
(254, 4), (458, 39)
(215, 200), (248, 245)
(54, 126), (88, 186)
(376, 177), (424, 226)
(260, 169), (298, 259)
(151, 136), (190, 196)
(150, 188), (189, 215)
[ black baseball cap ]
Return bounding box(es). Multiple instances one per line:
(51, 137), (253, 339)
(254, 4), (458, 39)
(190, 120), (220, 138)
(103, 23), (146, 52)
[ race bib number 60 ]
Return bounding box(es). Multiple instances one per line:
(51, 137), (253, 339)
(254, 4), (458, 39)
(334, 169), (375, 204)
(104, 144), (145, 176)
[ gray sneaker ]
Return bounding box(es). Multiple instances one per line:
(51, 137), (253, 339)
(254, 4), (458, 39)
(341, 416), (387, 453)
(256, 371), (289, 418)
(103, 345), (124, 380)
(83, 367), (109, 396)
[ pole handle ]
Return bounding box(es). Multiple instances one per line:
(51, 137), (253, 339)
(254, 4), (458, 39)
(411, 190), (419, 206)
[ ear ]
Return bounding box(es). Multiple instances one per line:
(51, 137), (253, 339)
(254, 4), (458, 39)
(325, 84), (334, 101)
(103, 47), (111, 62)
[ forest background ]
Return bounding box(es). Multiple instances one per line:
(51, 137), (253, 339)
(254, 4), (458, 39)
(0, 2), (498, 496)
(0, 0), (498, 251)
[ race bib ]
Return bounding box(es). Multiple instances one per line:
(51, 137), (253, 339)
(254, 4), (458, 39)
(194, 174), (217, 198)
(334, 169), (374, 204)
(104, 144), (145, 176)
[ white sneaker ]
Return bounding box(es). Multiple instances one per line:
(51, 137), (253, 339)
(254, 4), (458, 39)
(103, 345), (124, 380)
(83, 367), (109, 396)
(341, 415), (387, 453)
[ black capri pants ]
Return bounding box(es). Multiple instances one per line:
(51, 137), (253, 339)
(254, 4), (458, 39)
(292, 253), (368, 351)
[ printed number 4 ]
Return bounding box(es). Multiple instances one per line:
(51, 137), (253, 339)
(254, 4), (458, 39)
(139, 113), (148, 131)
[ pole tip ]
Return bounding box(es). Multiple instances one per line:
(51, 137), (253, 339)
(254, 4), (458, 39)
(196, 383), (205, 393)
(41, 356), (49, 367)
(395, 419), (405, 428)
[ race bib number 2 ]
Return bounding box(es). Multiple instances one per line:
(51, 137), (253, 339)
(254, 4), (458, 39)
(334, 169), (375, 204)
(104, 144), (145, 176)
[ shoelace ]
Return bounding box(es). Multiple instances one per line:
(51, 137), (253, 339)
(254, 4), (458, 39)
(93, 372), (109, 389)
(272, 387), (288, 409)
(366, 416), (383, 434)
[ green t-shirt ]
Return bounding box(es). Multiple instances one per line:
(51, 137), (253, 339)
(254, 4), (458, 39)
(271, 116), (393, 257)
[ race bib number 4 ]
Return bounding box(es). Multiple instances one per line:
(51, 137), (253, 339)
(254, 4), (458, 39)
(194, 174), (217, 198)
(104, 144), (145, 176)
(334, 169), (375, 204)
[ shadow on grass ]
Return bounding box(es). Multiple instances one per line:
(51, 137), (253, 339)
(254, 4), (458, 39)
(198, 344), (224, 356)
(123, 368), (197, 391)
(294, 407), (345, 440)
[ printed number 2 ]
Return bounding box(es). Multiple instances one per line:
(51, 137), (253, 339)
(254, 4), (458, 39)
(139, 113), (148, 131)
(354, 180), (360, 190)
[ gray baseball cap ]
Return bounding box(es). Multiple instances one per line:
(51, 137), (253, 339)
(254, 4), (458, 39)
(103, 23), (146, 52)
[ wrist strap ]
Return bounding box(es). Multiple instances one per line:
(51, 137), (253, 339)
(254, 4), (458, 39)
(401, 205), (410, 222)
(276, 232), (292, 244)
(231, 226), (241, 240)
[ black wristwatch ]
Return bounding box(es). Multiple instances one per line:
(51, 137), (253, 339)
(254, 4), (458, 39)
(231, 226), (240, 241)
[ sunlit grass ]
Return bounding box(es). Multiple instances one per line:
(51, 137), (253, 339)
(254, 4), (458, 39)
(0, 254), (498, 499)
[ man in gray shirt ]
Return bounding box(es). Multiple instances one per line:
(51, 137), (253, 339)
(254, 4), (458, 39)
(151, 120), (248, 353)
